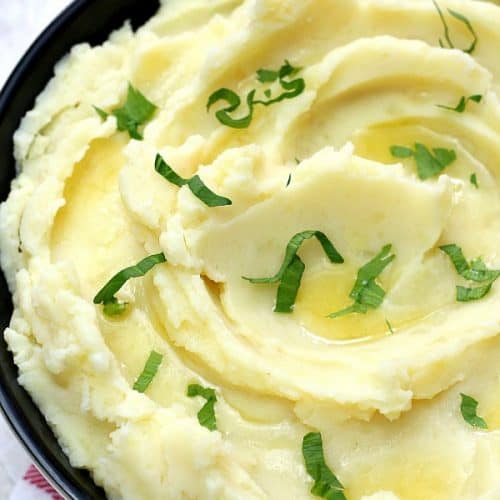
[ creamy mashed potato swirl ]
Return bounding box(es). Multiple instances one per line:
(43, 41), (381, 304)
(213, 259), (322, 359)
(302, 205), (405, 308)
(2, 0), (500, 498)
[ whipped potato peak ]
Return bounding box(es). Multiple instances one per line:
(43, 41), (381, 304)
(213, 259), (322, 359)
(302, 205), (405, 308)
(1, 0), (500, 498)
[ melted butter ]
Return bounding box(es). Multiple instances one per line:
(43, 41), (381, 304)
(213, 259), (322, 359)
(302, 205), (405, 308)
(295, 265), (390, 342)
(98, 306), (153, 385)
(50, 135), (143, 295)
(295, 262), (445, 342)
(352, 122), (460, 169)
(346, 451), (460, 500)
(51, 135), (127, 255)
(222, 387), (295, 424)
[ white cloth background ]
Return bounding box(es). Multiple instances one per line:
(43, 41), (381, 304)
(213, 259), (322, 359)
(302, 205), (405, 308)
(0, 1), (74, 497)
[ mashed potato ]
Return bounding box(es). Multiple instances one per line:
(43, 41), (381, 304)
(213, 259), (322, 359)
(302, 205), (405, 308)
(1, 0), (500, 498)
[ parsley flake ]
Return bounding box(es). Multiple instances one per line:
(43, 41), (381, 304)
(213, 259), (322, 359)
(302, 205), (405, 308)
(389, 146), (413, 158)
(440, 244), (500, 302)
(274, 254), (306, 313)
(133, 351), (163, 393)
(93, 253), (166, 316)
(437, 94), (482, 113)
(206, 88), (256, 129)
(243, 231), (344, 313)
(94, 83), (157, 140)
(253, 60), (305, 107)
(329, 244), (395, 319)
(187, 384), (217, 431)
(302, 432), (346, 500)
(460, 393), (488, 429)
(256, 68), (281, 83)
(386, 319), (395, 335)
(102, 299), (128, 317)
(207, 60), (305, 128)
(155, 154), (232, 207)
(432, 0), (478, 54)
(391, 143), (456, 180)
(470, 173), (479, 188)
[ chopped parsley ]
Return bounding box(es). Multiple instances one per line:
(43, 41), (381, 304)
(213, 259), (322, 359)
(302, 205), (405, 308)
(390, 143), (456, 180)
(207, 60), (305, 128)
(243, 231), (344, 313)
(460, 393), (488, 429)
(390, 146), (414, 158)
(470, 173), (479, 188)
(329, 244), (395, 319)
(437, 94), (482, 113)
(440, 244), (500, 302)
(102, 299), (128, 317)
(187, 384), (217, 431)
(256, 67), (283, 83)
(274, 254), (306, 313)
(155, 154), (232, 207)
(253, 60), (305, 107)
(386, 319), (395, 335)
(133, 351), (163, 393)
(206, 88), (256, 129)
(93, 253), (166, 316)
(432, 0), (478, 54)
(94, 83), (157, 140)
(302, 432), (346, 500)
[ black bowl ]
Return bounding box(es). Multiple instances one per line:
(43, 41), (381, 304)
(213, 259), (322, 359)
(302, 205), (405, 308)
(0, 1), (160, 497)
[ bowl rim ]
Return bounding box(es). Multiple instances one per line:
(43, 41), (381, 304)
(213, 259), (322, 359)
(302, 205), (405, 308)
(0, 1), (100, 498)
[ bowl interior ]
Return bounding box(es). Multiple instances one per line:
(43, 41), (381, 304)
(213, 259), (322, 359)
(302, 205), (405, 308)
(0, 0), (160, 498)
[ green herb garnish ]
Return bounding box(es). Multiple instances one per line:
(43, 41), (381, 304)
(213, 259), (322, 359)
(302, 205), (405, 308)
(390, 146), (414, 158)
(253, 60), (305, 107)
(93, 253), (166, 315)
(432, 0), (478, 54)
(187, 384), (217, 431)
(390, 143), (456, 180)
(274, 254), (306, 313)
(256, 68), (281, 83)
(243, 231), (344, 313)
(302, 432), (346, 500)
(102, 299), (128, 317)
(133, 351), (163, 393)
(386, 319), (395, 335)
(440, 245), (500, 282)
(94, 83), (157, 140)
(155, 154), (232, 207)
(460, 394), (488, 429)
(440, 244), (500, 302)
(206, 88), (256, 129)
(207, 60), (305, 128)
(457, 284), (495, 302)
(244, 232), (344, 285)
(470, 173), (479, 188)
(437, 94), (482, 113)
(256, 60), (300, 83)
(286, 173), (292, 187)
(329, 244), (395, 319)
(94, 106), (108, 121)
